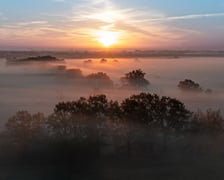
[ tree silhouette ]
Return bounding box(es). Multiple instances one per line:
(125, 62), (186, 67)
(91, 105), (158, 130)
(191, 109), (224, 132)
(178, 79), (203, 92)
(159, 97), (192, 129)
(107, 100), (123, 121)
(48, 97), (89, 138)
(86, 72), (113, 88)
(6, 111), (46, 141)
(48, 95), (111, 140)
(87, 95), (108, 117)
(121, 69), (150, 88)
(121, 93), (158, 124)
(121, 93), (191, 130)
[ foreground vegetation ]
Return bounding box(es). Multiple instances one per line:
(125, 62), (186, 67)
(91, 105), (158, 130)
(1, 93), (224, 179)
(5, 93), (223, 140)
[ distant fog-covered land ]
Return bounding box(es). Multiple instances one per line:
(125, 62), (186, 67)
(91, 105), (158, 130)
(1, 50), (224, 60)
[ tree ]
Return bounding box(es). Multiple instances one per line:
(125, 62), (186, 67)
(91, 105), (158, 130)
(49, 97), (89, 138)
(54, 97), (88, 115)
(64, 68), (83, 78)
(6, 111), (46, 141)
(86, 72), (113, 88)
(159, 97), (192, 129)
(107, 100), (123, 121)
(54, 95), (109, 118)
(47, 110), (75, 138)
(121, 93), (191, 130)
(121, 69), (150, 88)
(87, 95), (108, 117)
(178, 79), (203, 92)
(121, 93), (159, 124)
(48, 95), (110, 139)
(191, 109), (224, 132)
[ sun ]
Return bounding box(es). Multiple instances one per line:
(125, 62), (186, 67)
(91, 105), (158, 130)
(96, 30), (119, 47)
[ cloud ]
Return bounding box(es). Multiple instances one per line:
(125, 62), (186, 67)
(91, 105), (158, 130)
(1, 0), (193, 48)
(40, 0), (209, 47)
(1, 0), (223, 49)
(15, 21), (49, 27)
(148, 13), (224, 22)
(69, 1), (167, 40)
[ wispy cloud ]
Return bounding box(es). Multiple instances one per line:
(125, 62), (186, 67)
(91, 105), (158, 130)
(66, 0), (198, 44)
(1, 0), (223, 49)
(70, 1), (161, 35)
(16, 21), (49, 27)
(148, 13), (224, 21)
(1, 0), (201, 48)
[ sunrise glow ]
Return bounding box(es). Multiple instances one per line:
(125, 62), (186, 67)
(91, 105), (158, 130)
(95, 30), (120, 47)
(0, 0), (223, 50)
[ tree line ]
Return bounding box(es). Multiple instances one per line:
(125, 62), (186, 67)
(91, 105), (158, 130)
(1, 91), (223, 178)
(5, 93), (223, 143)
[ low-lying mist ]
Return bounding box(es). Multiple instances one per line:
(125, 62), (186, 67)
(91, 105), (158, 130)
(0, 57), (224, 129)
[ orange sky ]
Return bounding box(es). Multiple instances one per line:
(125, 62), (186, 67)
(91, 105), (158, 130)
(0, 0), (224, 50)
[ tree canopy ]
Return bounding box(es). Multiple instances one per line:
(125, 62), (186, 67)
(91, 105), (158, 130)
(86, 72), (113, 88)
(178, 79), (203, 92)
(121, 69), (150, 88)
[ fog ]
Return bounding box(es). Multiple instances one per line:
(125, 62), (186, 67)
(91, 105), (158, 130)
(0, 57), (224, 128)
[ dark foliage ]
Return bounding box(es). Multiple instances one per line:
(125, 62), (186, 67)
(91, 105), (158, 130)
(121, 69), (150, 88)
(64, 68), (83, 78)
(178, 79), (203, 92)
(6, 111), (46, 141)
(86, 72), (113, 88)
(6, 93), (192, 143)
(20, 55), (62, 62)
(3, 93), (224, 179)
(121, 93), (191, 129)
(190, 109), (224, 132)
(54, 95), (110, 117)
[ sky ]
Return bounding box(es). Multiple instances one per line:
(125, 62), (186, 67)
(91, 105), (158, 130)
(0, 0), (224, 50)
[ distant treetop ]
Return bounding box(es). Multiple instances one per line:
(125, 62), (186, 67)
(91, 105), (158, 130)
(121, 69), (150, 89)
(178, 79), (203, 92)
